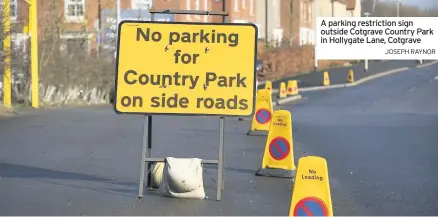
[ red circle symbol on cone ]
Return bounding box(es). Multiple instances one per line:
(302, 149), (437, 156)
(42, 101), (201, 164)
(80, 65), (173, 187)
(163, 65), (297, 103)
(293, 197), (328, 216)
(268, 137), (290, 160)
(255, 108), (271, 124)
(288, 88), (292, 92)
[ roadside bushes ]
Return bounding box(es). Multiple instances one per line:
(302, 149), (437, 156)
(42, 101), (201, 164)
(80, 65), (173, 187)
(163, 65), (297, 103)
(257, 43), (353, 81)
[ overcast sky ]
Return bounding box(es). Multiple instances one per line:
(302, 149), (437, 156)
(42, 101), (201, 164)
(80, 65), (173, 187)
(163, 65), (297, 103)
(385, 0), (436, 8)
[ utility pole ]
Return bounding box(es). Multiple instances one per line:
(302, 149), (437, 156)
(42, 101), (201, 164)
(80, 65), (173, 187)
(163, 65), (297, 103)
(396, 0), (400, 17)
(98, 0), (102, 54)
(289, 0), (294, 46)
(3, 0), (12, 108)
(364, 12), (370, 72)
(395, 0), (421, 64)
(115, 0), (121, 59)
(116, 0), (121, 30)
(21, 0), (39, 108)
(222, 0), (226, 23)
(397, 0), (423, 65)
(30, 0), (39, 108)
(265, 0), (268, 43)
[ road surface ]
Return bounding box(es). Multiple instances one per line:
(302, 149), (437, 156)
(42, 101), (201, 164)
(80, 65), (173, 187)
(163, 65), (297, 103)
(288, 63), (438, 215)
(0, 64), (438, 215)
(264, 60), (426, 89)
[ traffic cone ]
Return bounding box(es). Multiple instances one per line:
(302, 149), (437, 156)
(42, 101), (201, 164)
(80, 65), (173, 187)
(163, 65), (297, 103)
(289, 156), (334, 216)
(347, 70), (354, 83)
(248, 89), (273, 136)
(265, 80), (272, 94)
(323, 71), (330, 86)
(287, 80), (298, 95)
(256, 110), (296, 178)
(279, 82), (287, 98)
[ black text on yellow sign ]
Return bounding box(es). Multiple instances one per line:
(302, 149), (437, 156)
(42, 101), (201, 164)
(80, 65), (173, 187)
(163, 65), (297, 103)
(115, 21), (258, 116)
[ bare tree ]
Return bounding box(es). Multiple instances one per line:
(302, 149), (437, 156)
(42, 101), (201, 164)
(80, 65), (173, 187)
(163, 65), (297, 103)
(1, 0), (116, 106)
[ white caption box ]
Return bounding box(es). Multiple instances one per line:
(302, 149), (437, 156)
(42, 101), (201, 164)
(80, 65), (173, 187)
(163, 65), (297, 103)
(316, 17), (438, 60)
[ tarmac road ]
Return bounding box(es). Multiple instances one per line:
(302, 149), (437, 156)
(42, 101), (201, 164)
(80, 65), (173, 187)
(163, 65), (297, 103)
(264, 60), (427, 89)
(289, 63), (438, 215)
(1, 64), (438, 215)
(0, 107), (301, 215)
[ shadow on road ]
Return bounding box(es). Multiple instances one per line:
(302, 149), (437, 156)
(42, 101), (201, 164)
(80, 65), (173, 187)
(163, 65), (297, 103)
(0, 162), (152, 198)
(0, 162), (257, 200)
(0, 162), (127, 184)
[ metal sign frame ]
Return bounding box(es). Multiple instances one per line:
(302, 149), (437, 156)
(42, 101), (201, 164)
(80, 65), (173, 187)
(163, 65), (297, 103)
(136, 8), (230, 201)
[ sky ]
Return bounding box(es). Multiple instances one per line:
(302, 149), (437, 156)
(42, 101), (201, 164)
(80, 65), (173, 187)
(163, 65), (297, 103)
(384, 0), (437, 8)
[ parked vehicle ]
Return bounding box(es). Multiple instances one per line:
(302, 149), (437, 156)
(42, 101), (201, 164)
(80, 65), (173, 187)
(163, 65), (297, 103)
(256, 60), (263, 72)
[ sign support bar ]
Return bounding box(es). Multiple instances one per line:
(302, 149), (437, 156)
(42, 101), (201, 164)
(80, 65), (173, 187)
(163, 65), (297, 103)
(137, 9), (229, 201)
(149, 9), (228, 16)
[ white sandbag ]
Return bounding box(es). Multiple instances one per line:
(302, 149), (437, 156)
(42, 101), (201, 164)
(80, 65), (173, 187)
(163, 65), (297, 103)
(150, 162), (165, 189)
(159, 157), (206, 199)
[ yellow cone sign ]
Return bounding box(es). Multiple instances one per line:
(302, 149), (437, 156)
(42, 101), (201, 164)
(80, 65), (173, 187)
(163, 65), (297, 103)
(289, 156), (333, 216)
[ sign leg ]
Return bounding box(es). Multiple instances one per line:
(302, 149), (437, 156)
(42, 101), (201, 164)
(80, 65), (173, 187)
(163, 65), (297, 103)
(146, 116), (153, 188)
(138, 115), (150, 198)
(146, 9), (155, 192)
(220, 117), (225, 190)
(217, 117), (225, 200)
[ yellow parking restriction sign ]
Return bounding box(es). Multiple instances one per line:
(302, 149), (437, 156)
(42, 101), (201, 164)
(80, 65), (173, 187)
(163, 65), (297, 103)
(115, 21), (258, 116)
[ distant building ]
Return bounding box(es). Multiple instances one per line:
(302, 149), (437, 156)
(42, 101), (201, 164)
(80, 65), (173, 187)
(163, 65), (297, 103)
(8, 0), (360, 55)
(255, 0), (315, 46)
(317, 0), (361, 17)
(256, 0), (282, 42)
(10, 0), (255, 56)
(211, 0), (257, 24)
(277, 0), (361, 46)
